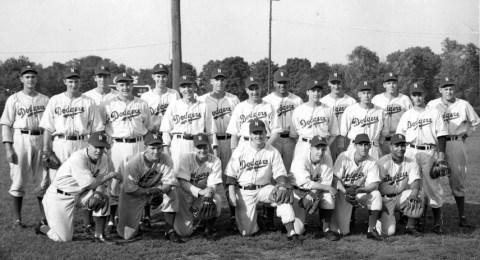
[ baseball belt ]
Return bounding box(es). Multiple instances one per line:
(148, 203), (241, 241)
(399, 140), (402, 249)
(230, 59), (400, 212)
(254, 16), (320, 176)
(385, 136), (391, 141)
(114, 137), (143, 143)
(383, 192), (402, 198)
(19, 129), (44, 135)
(446, 136), (459, 141)
(174, 134), (194, 140)
(216, 134), (231, 140)
(279, 133), (289, 138)
(238, 184), (266, 190)
(57, 189), (73, 196)
(56, 135), (86, 141)
(409, 144), (435, 150)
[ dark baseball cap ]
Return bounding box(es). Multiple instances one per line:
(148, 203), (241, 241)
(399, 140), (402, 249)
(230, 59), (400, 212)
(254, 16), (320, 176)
(193, 133), (209, 147)
(94, 65), (111, 75)
(439, 77), (455, 88)
(179, 75), (196, 86)
(307, 80), (323, 90)
(144, 131), (163, 146)
(245, 76), (260, 88)
(310, 136), (328, 147)
(152, 63), (169, 75)
(328, 71), (343, 83)
(20, 65), (38, 75)
(274, 69), (290, 82)
(383, 72), (398, 82)
(410, 82), (425, 94)
(353, 133), (371, 144)
(357, 81), (372, 91)
(64, 68), (81, 79)
(88, 132), (110, 149)
(115, 73), (134, 83)
(249, 119), (266, 132)
(390, 133), (407, 145)
(211, 68), (226, 79)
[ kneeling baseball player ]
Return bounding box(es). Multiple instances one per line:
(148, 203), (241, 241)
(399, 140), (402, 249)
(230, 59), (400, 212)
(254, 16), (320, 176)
(289, 136), (340, 241)
(225, 119), (300, 243)
(36, 132), (121, 243)
(116, 131), (182, 242)
(175, 133), (223, 240)
(376, 134), (423, 236)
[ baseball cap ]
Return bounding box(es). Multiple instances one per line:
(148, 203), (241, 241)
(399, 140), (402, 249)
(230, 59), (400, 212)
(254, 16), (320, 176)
(410, 82), (425, 94)
(152, 64), (169, 75)
(193, 133), (209, 147)
(64, 68), (80, 79)
(390, 133), (407, 145)
(144, 131), (163, 146)
(249, 119), (266, 132)
(179, 75), (196, 86)
(310, 136), (328, 147)
(20, 65), (38, 75)
(353, 133), (371, 144)
(307, 80), (323, 90)
(88, 132), (110, 149)
(328, 71), (342, 83)
(357, 81), (372, 91)
(211, 68), (226, 79)
(94, 65), (111, 75)
(439, 77), (455, 88)
(245, 76), (260, 88)
(383, 72), (398, 82)
(115, 73), (134, 83)
(273, 69), (290, 82)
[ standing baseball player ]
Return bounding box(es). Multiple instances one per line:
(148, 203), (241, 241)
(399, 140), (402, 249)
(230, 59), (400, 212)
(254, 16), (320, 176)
(116, 131), (182, 242)
(396, 82), (449, 233)
(289, 136), (339, 241)
(426, 77), (480, 228)
(376, 134), (422, 236)
(372, 72), (412, 155)
(99, 73), (153, 233)
(320, 71), (357, 162)
(160, 75), (218, 174)
(225, 119), (300, 243)
(175, 133), (223, 240)
(37, 132), (122, 242)
(330, 133), (383, 241)
(84, 65), (118, 105)
(341, 81), (389, 160)
(1, 66), (49, 229)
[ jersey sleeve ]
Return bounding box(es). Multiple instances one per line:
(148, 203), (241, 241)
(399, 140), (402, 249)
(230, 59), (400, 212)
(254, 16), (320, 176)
(340, 106), (351, 137)
(123, 158), (142, 193)
(396, 112), (408, 135)
(465, 102), (480, 133)
(207, 156), (223, 187)
(320, 157), (334, 186)
(290, 156), (311, 188)
(365, 161), (381, 186)
(407, 159), (421, 185)
(289, 109), (299, 138)
(226, 106), (240, 136)
(176, 154), (192, 181)
(332, 153), (346, 180)
(39, 98), (56, 132)
(0, 95), (16, 127)
(160, 155), (178, 186)
(225, 148), (240, 178)
(70, 154), (95, 190)
(271, 148), (288, 179)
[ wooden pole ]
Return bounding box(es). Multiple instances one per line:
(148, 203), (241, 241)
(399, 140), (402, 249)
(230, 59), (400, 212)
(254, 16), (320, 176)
(268, 0), (272, 94)
(171, 0), (182, 91)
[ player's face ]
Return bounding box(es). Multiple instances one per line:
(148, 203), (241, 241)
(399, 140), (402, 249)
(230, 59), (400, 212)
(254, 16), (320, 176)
(274, 81), (288, 95)
(390, 142), (406, 158)
(250, 130), (266, 145)
(20, 72), (37, 89)
(357, 90), (372, 104)
(307, 87), (323, 101)
(145, 144), (163, 161)
(410, 92), (425, 106)
(383, 80), (398, 94)
(179, 84), (195, 99)
(64, 77), (81, 94)
(94, 74), (110, 88)
(116, 81), (133, 97)
(328, 81), (343, 94)
(152, 73), (168, 87)
(439, 86), (455, 101)
(195, 144), (209, 160)
(355, 142), (371, 157)
(246, 85), (262, 102)
(310, 145), (327, 164)
(210, 77), (226, 92)
(87, 145), (106, 161)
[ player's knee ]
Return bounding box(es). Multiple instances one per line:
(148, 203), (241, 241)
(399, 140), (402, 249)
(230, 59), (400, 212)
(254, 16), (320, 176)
(370, 190), (383, 210)
(321, 193), (335, 209)
(276, 204), (295, 224)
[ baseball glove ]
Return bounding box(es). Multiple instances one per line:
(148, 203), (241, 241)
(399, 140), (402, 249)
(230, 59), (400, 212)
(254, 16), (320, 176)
(82, 191), (109, 215)
(41, 151), (61, 170)
(429, 160), (451, 179)
(298, 191), (322, 214)
(400, 197), (424, 218)
(191, 196), (217, 220)
(344, 185), (360, 207)
(147, 188), (163, 209)
(269, 186), (294, 205)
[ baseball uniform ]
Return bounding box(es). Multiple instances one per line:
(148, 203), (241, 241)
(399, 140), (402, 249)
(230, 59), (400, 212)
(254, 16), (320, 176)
(140, 88), (180, 131)
(116, 151), (178, 240)
(263, 92), (303, 172)
(84, 89), (118, 105)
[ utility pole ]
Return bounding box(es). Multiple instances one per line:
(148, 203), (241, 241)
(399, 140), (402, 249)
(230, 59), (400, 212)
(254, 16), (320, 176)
(171, 0), (182, 91)
(267, 0), (272, 94)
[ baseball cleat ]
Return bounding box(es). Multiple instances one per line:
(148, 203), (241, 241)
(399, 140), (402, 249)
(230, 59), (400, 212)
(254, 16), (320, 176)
(34, 221), (42, 235)
(459, 216), (475, 229)
(366, 228), (383, 241)
(287, 234), (303, 245)
(405, 227), (422, 237)
(13, 219), (26, 229)
(433, 224), (444, 234)
(106, 223), (116, 234)
(324, 230), (341, 241)
(93, 236), (116, 245)
(165, 230), (185, 243)
(204, 228), (218, 241)
(85, 224), (94, 235)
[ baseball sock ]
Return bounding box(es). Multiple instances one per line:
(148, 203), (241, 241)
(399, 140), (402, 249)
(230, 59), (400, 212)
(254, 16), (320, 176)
(144, 203), (151, 219)
(94, 216), (107, 238)
(12, 195), (23, 221)
(322, 209), (333, 232)
(164, 212), (176, 234)
(266, 207), (275, 224)
(82, 209), (92, 227)
(37, 197), (46, 220)
(432, 207), (442, 225)
(367, 210), (380, 232)
(454, 196), (465, 217)
(109, 205), (118, 224)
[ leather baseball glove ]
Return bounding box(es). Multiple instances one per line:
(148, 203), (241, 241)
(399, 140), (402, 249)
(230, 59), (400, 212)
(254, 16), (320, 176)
(298, 191), (322, 214)
(80, 191), (109, 215)
(191, 196), (217, 220)
(269, 186), (294, 205)
(400, 197), (424, 218)
(41, 151), (61, 170)
(344, 185), (360, 207)
(429, 160), (451, 179)
(147, 188), (163, 209)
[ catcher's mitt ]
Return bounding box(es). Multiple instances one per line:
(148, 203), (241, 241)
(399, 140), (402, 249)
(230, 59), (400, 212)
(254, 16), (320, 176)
(147, 187), (163, 209)
(344, 185), (360, 207)
(430, 160), (451, 179)
(269, 186), (294, 205)
(191, 197), (217, 220)
(400, 197), (424, 218)
(41, 151), (61, 170)
(298, 191), (321, 214)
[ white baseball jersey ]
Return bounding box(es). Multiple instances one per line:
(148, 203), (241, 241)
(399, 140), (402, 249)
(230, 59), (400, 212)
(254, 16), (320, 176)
(0, 91), (49, 131)
(288, 149), (334, 189)
(396, 107), (449, 145)
(320, 94), (357, 126)
(426, 98), (480, 136)
(290, 103), (339, 139)
(198, 92), (240, 134)
(372, 93), (412, 135)
(333, 150), (381, 187)
(84, 89), (118, 105)
(226, 101), (280, 138)
(225, 143), (287, 186)
(340, 103), (389, 144)
(377, 154), (420, 195)
(263, 92), (303, 132)
(39, 93), (103, 135)
(51, 148), (113, 195)
(140, 88), (180, 131)
(177, 153), (223, 189)
(99, 96), (152, 138)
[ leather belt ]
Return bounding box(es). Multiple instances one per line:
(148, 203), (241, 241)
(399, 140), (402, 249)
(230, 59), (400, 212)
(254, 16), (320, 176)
(279, 133), (290, 138)
(238, 184), (266, 190)
(446, 136), (459, 141)
(216, 134), (231, 140)
(56, 135), (85, 141)
(244, 137), (250, 141)
(57, 189), (73, 196)
(383, 192), (401, 198)
(385, 136), (391, 141)
(114, 137), (143, 143)
(301, 138), (310, 142)
(20, 129), (44, 135)
(409, 144), (435, 150)
(175, 134), (194, 140)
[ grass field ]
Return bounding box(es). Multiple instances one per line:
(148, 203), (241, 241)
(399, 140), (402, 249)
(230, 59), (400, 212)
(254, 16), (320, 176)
(1, 134), (480, 260)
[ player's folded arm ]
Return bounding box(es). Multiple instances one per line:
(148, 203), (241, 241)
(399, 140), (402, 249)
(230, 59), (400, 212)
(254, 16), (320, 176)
(178, 178), (201, 197)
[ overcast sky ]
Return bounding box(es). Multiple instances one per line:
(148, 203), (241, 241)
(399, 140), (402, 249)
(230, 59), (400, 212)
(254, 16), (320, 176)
(0, 0), (477, 71)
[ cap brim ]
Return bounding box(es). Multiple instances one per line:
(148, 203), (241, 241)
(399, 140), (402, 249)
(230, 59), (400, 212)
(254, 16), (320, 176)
(21, 69), (38, 75)
(153, 70), (168, 74)
(89, 141), (110, 149)
(145, 140), (163, 145)
(194, 141), (209, 147)
(64, 74), (80, 79)
(440, 83), (455, 88)
(212, 73), (226, 78)
(328, 78), (342, 82)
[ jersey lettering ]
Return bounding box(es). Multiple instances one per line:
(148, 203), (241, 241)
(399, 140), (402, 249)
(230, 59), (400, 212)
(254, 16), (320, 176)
(299, 117), (328, 128)
(381, 171), (408, 185)
(150, 103), (169, 116)
(407, 118), (433, 130)
(212, 107), (232, 119)
(239, 111), (267, 123)
(173, 112), (202, 125)
(191, 171), (210, 184)
(352, 116), (379, 127)
(334, 106), (348, 117)
(55, 106), (86, 118)
(386, 105), (402, 116)
(17, 105), (46, 118)
(111, 109), (142, 121)
(443, 112), (460, 123)
(277, 104), (295, 117)
(239, 159), (269, 171)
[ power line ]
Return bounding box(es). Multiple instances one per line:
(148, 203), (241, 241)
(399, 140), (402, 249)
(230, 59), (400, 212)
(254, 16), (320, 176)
(0, 42), (170, 54)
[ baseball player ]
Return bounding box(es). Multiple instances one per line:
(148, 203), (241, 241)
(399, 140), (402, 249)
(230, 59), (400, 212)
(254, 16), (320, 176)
(330, 133), (383, 241)
(84, 65), (118, 105)
(175, 133), (223, 240)
(396, 82), (449, 233)
(99, 73), (153, 232)
(289, 136), (340, 241)
(37, 132), (122, 243)
(160, 75), (218, 174)
(320, 71), (357, 162)
(1, 66), (49, 229)
(225, 119), (301, 243)
(426, 77), (480, 228)
(376, 134), (422, 236)
(372, 73), (412, 155)
(116, 131), (182, 242)
(341, 81), (389, 160)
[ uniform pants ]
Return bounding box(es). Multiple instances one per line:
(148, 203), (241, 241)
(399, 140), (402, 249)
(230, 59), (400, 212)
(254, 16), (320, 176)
(292, 189), (334, 235)
(271, 137), (296, 172)
(43, 187), (77, 242)
(445, 140), (467, 197)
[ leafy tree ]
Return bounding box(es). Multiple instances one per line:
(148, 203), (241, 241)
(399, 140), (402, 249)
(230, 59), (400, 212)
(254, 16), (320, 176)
(281, 58), (312, 99)
(345, 46), (381, 94)
(250, 58), (279, 97)
(0, 56), (38, 93)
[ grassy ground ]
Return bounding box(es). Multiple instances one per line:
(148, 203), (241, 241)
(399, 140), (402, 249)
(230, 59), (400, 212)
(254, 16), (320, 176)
(1, 134), (480, 259)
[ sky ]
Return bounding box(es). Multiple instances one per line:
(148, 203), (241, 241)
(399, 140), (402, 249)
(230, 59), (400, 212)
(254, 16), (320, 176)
(0, 0), (478, 71)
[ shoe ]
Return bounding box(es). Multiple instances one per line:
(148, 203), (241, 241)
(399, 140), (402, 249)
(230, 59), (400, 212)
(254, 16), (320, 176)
(13, 219), (26, 229)
(433, 224), (444, 234)
(405, 227), (422, 237)
(287, 234), (303, 245)
(106, 223), (116, 234)
(85, 225), (94, 235)
(141, 217), (152, 228)
(324, 230), (341, 241)
(366, 228), (383, 241)
(265, 221), (278, 232)
(34, 221), (42, 235)
(93, 236), (116, 245)
(415, 218), (425, 232)
(165, 230), (185, 243)
(204, 228), (217, 241)
(459, 216), (475, 228)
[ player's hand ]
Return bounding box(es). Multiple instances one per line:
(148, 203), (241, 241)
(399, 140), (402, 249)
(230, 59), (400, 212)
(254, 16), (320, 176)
(328, 186), (337, 198)
(228, 186), (237, 207)
(6, 148), (18, 164)
(112, 171), (123, 182)
(199, 187), (214, 198)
